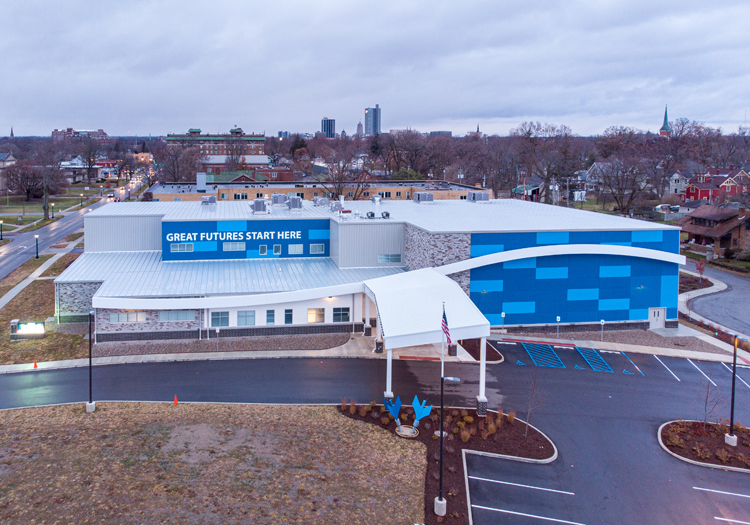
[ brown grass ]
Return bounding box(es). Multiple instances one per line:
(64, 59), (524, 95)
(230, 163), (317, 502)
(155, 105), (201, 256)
(0, 280), (88, 364)
(64, 232), (83, 242)
(0, 255), (53, 290)
(40, 253), (81, 278)
(0, 403), (426, 524)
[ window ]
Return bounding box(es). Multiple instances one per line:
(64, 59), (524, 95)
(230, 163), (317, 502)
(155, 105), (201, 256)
(110, 312), (146, 323)
(273, 244), (281, 255)
(406, 192), (411, 199)
(256, 192), (263, 198)
(378, 254), (402, 263)
(285, 309), (293, 324)
(238, 310), (255, 326)
(313, 192), (318, 197)
(271, 172), (277, 178)
(347, 192), (354, 198)
(211, 311), (229, 327)
(171, 243), (194, 253)
(310, 244), (325, 254)
(333, 307), (350, 322)
(234, 193), (248, 200)
(378, 191), (391, 199)
(223, 242), (246, 252)
(308, 308), (325, 323)
(396, 191), (402, 198)
(259, 245), (267, 255)
(158, 311), (195, 322)
(266, 310), (275, 325)
(363, 191), (370, 197)
(220, 193), (228, 199)
(460, 195), (467, 200)
(173, 198), (181, 202)
(289, 244), (303, 255)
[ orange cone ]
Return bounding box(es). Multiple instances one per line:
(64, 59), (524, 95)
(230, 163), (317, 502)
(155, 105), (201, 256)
(173, 395), (178, 405)
(33, 359), (37, 369)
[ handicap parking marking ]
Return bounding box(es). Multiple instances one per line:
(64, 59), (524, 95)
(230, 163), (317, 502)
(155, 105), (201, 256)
(522, 342), (566, 368)
(721, 363), (750, 390)
(654, 355), (681, 381)
(620, 352), (645, 377)
(688, 359), (717, 386)
(575, 347), (614, 373)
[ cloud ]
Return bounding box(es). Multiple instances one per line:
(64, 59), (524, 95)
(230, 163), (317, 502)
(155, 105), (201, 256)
(1, 0), (748, 137)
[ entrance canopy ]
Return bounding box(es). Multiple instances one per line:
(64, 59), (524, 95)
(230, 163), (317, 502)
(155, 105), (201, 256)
(363, 268), (490, 350)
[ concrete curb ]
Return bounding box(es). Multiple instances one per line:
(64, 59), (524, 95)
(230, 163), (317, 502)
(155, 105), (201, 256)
(657, 421), (750, 475)
(463, 413), (558, 525)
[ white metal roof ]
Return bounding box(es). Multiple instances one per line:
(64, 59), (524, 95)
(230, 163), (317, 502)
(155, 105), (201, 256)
(363, 269), (490, 350)
(87, 199), (678, 233)
(57, 252), (404, 298)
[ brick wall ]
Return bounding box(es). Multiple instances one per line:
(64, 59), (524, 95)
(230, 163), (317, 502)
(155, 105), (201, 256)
(57, 282), (103, 319)
(404, 224), (471, 293)
(97, 309), (202, 333)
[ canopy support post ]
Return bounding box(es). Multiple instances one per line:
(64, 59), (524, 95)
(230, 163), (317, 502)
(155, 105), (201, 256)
(476, 337), (488, 416)
(384, 345), (393, 399)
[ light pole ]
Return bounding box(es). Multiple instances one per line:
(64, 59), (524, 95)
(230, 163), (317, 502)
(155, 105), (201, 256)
(726, 336), (741, 446)
(436, 375), (460, 516)
(50, 203), (54, 218)
(87, 310), (95, 412)
(34, 235), (39, 259)
(80, 194), (83, 207)
(216, 328), (219, 352)
(0, 220), (3, 241)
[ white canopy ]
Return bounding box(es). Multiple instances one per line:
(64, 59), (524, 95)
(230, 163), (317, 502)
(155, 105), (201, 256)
(363, 268), (490, 350)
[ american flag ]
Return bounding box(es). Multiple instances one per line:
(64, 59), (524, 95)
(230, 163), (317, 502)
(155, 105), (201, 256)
(442, 306), (451, 345)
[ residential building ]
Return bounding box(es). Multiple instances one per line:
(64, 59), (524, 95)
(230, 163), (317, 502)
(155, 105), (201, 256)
(683, 169), (750, 203)
(0, 151), (18, 192)
(676, 204), (750, 257)
(364, 105), (381, 136)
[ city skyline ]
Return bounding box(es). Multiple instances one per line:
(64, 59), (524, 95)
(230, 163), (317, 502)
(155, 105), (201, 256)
(1, 1), (749, 137)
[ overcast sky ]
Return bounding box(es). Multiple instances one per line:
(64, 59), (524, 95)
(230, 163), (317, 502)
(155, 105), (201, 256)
(2, 1), (749, 138)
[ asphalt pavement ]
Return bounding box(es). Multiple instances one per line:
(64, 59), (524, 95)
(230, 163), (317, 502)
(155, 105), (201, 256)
(682, 258), (750, 337)
(1, 343), (749, 524)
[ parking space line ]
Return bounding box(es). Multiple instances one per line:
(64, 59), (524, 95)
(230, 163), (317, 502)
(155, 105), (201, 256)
(695, 487), (750, 499)
(688, 359), (716, 386)
(469, 475), (575, 495)
(621, 352), (644, 376)
(715, 518), (750, 524)
(472, 505), (586, 524)
(721, 363), (750, 390)
(654, 356), (680, 381)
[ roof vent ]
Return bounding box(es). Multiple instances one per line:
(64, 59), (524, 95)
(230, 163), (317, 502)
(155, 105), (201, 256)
(366, 211), (375, 219)
(414, 192), (434, 203)
(468, 191), (489, 202)
(371, 195), (382, 204)
(252, 199), (269, 214)
(201, 196), (217, 205)
(287, 196), (303, 210)
(331, 201), (343, 212)
(272, 193), (288, 206)
(381, 211), (390, 219)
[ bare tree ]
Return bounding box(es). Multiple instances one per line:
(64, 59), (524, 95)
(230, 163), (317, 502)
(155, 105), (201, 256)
(32, 141), (68, 219)
(319, 138), (369, 199)
(5, 161), (43, 201)
(524, 372), (546, 438)
(77, 138), (103, 182)
(698, 374), (724, 434)
(598, 157), (648, 212)
(223, 137), (246, 172)
(154, 142), (203, 183)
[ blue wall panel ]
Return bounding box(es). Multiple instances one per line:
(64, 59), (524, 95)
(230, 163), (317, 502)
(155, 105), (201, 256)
(163, 219), (331, 261)
(469, 230), (679, 325)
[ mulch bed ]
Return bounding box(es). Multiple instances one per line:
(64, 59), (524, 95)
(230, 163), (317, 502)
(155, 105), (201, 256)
(459, 339), (503, 362)
(340, 401), (555, 524)
(678, 314), (750, 353)
(661, 420), (750, 470)
(679, 272), (712, 293)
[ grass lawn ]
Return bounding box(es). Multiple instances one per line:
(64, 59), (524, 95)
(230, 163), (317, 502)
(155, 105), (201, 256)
(0, 404), (425, 524)
(40, 253), (81, 278)
(0, 255), (54, 298)
(17, 216), (61, 232)
(683, 251), (706, 260)
(0, 238), (9, 248)
(0, 280), (88, 364)
(64, 232), (84, 242)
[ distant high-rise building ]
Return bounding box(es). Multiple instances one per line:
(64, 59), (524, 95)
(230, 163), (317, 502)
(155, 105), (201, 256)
(356, 120), (363, 136)
(364, 104), (381, 135)
(278, 131), (290, 138)
(321, 118), (335, 139)
(429, 131), (452, 138)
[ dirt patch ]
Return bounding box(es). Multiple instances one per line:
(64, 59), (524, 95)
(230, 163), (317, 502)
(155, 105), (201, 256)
(94, 333), (350, 357)
(340, 401), (554, 524)
(40, 253), (81, 277)
(0, 403), (426, 524)
(661, 420), (750, 470)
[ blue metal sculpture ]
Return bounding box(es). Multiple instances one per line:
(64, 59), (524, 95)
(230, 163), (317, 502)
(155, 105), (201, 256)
(411, 395), (433, 429)
(383, 396), (402, 429)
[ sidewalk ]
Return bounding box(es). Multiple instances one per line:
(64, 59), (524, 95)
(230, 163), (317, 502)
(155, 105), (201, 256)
(679, 269), (750, 341)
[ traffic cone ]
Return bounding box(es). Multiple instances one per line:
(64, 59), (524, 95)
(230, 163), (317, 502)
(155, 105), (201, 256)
(173, 395), (178, 405)
(33, 359), (37, 369)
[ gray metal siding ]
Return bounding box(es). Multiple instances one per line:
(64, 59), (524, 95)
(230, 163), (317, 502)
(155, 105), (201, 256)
(329, 220), (340, 266)
(85, 216), (162, 252)
(336, 222), (405, 268)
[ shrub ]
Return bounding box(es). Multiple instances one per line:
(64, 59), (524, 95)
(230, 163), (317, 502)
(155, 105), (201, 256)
(460, 409), (468, 418)
(451, 409), (459, 418)
(508, 411), (516, 425)
(381, 416), (390, 425)
(445, 445), (455, 454)
(432, 435), (438, 440)
(452, 427), (459, 434)
(692, 443), (711, 460)
(716, 448), (731, 463)
(445, 415), (453, 425)
(400, 413), (408, 422)
(735, 452), (749, 466)
(365, 406), (372, 413)
(666, 433), (685, 448)
(358, 407), (367, 417)
(371, 410), (380, 419)
(463, 416), (474, 424)
(497, 408), (504, 420)
(487, 421), (497, 434)
(388, 414), (395, 421)
(340, 399), (347, 412)
(349, 400), (357, 415)
(460, 429), (471, 443)
(478, 420), (485, 430)
(480, 430), (489, 440)
(724, 248), (736, 260)
(469, 427), (477, 436)
(456, 421), (465, 429)
(369, 401), (376, 408)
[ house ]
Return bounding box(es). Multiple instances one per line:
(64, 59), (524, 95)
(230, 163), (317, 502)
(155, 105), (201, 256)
(0, 151), (17, 192)
(675, 204), (750, 257)
(668, 170), (691, 198)
(684, 169), (749, 203)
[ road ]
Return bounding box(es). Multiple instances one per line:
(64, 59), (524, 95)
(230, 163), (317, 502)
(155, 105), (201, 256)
(0, 183), (138, 282)
(1, 343), (749, 524)
(682, 258), (750, 336)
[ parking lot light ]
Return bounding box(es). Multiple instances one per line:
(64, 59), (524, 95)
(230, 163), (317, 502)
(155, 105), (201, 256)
(34, 234), (39, 259)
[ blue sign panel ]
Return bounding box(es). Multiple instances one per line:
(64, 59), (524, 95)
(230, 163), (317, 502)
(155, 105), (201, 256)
(162, 219), (330, 261)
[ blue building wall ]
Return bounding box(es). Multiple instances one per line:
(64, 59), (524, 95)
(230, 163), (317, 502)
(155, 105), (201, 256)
(162, 219), (330, 261)
(469, 230), (679, 325)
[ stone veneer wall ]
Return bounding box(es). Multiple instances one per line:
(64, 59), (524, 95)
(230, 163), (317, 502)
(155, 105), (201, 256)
(56, 282), (103, 320)
(97, 309), (202, 333)
(403, 224), (471, 294)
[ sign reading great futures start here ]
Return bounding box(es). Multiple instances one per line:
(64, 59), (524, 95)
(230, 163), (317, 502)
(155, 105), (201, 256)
(165, 230), (303, 242)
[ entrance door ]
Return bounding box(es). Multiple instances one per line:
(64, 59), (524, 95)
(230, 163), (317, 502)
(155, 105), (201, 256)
(649, 308), (666, 329)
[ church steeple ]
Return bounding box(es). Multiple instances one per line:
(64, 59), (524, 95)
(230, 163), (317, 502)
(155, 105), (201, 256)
(9, 127), (13, 139)
(659, 106), (672, 137)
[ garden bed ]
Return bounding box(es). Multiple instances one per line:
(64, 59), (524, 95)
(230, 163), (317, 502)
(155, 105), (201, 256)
(340, 401), (555, 523)
(679, 272), (712, 293)
(660, 420), (750, 471)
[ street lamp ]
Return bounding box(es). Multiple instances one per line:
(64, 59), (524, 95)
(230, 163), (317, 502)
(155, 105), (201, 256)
(80, 194), (83, 207)
(34, 234), (39, 259)
(50, 203), (55, 218)
(726, 336), (743, 446)
(436, 375), (461, 516)
(87, 310), (95, 412)
(0, 220), (3, 241)
(215, 328), (220, 352)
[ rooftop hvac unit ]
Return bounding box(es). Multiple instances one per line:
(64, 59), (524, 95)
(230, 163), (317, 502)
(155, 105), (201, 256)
(366, 211), (375, 219)
(287, 196), (302, 210)
(414, 192), (434, 203)
(313, 196), (330, 207)
(272, 193), (287, 205)
(201, 196), (217, 205)
(371, 195), (382, 204)
(252, 199), (269, 214)
(468, 191), (490, 202)
(381, 211), (390, 219)
(331, 201), (343, 212)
